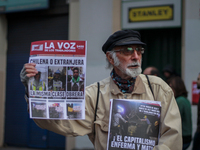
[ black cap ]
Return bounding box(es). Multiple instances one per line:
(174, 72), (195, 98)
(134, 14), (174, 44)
(102, 30), (146, 54)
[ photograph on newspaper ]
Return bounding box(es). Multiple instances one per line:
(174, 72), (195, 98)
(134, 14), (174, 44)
(107, 99), (161, 150)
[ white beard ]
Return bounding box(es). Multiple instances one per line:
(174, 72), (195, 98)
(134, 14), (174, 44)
(125, 63), (142, 78)
(112, 53), (142, 78)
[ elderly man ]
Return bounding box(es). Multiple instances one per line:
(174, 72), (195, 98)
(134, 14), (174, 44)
(20, 30), (182, 150)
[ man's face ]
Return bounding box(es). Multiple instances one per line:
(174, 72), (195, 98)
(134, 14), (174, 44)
(197, 74), (200, 89)
(73, 70), (79, 79)
(35, 73), (40, 81)
(110, 44), (142, 79)
(164, 71), (171, 78)
(54, 73), (60, 80)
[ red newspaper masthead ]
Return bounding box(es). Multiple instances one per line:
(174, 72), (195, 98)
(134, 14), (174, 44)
(30, 40), (86, 56)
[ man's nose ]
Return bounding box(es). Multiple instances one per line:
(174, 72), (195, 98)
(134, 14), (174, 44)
(130, 50), (140, 60)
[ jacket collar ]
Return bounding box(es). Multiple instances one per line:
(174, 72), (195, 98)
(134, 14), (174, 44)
(110, 74), (146, 95)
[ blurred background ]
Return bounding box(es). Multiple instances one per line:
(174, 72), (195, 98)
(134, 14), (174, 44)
(0, 0), (199, 149)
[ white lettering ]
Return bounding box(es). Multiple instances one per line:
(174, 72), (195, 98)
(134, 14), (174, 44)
(45, 42), (55, 49)
(70, 42), (76, 49)
(57, 42), (63, 49)
(63, 42), (70, 49)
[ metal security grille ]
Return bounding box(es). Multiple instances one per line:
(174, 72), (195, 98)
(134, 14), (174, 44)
(5, 1), (69, 149)
(140, 28), (181, 79)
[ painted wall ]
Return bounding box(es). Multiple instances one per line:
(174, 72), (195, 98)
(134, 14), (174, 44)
(79, 0), (113, 86)
(184, 0), (200, 102)
(184, 0), (200, 149)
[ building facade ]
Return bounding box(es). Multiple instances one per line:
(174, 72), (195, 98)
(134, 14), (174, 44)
(0, 0), (199, 149)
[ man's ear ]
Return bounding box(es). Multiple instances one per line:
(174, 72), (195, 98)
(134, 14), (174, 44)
(106, 52), (114, 65)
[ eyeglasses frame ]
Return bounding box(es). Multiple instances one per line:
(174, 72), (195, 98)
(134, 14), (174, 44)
(111, 47), (145, 55)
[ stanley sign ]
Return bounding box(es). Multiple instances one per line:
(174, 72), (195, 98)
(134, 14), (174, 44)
(128, 5), (173, 22)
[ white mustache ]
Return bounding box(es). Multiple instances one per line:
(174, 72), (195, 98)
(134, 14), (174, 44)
(127, 62), (141, 67)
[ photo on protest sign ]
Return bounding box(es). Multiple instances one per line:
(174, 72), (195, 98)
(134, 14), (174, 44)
(47, 66), (66, 99)
(66, 66), (85, 99)
(48, 66), (66, 91)
(48, 102), (65, 119)
(107, 99), (161, 150)
(31, 101), (47, 118)
(66, 102), (82, 119)
(29, 66), (48, 98)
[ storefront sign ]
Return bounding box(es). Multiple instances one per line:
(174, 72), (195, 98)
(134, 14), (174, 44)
(129, 5), (173, 22)
(122, 0), (181, 29)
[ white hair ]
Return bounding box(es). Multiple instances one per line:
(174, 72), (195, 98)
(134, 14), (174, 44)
(106, 51), (116, 69)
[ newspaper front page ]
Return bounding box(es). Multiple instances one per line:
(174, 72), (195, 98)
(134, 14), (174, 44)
(107, 99), (161, 150)
(28, 40), (87, 120)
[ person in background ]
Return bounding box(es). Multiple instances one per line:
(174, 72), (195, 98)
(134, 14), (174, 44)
(168, 76), (192, 150)
(20, 30), (182, 149)
(143, 66), (160, 77)
(192, 73), (200, 150)
(162, 64), (179, 84)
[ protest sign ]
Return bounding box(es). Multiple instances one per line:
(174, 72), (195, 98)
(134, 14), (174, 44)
(28, 40), (87, 120)
(107, 99), (161, 150)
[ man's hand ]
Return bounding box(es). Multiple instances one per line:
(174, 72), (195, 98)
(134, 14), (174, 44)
(20, 63), (38, 95)
(24, 63), (38, 78)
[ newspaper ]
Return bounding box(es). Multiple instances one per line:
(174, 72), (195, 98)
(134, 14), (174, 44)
(28, 40), (87, 120)
(107, 99), (161, 150)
